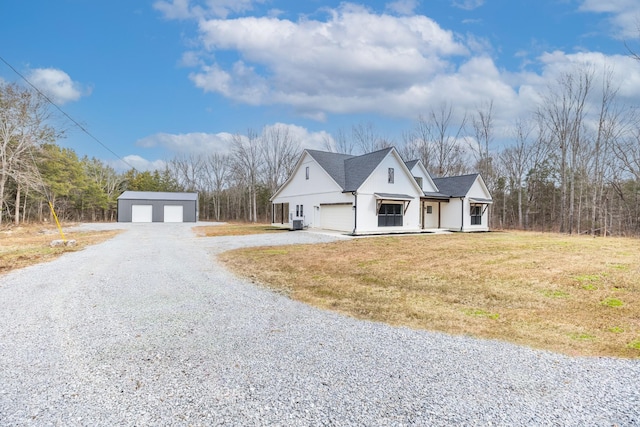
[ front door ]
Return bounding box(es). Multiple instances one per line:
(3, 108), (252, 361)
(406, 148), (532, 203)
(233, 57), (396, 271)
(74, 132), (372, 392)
(423, 203), (438, 228)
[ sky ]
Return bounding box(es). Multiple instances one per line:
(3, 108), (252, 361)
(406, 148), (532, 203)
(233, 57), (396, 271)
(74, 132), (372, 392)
(2, 0), (640, 171)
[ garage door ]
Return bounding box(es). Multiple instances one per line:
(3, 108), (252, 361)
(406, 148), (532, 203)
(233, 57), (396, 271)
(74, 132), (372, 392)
(131, 205), (153, 223)
(320, 204), (353, 231)
(163, 205), (183, 223)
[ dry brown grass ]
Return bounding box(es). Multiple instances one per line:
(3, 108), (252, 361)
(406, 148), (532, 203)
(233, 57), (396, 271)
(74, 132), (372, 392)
(0, 223), (121, 275)
(194, 222), (289, 237)
(219, 231), (640, 358)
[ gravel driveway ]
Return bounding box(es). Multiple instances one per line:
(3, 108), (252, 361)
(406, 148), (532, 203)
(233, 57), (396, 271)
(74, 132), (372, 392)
(0, 223), (638, 426)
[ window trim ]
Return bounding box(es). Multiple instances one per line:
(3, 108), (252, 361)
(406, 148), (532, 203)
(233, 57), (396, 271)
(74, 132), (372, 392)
(378, 202), (403, 227)
(470, 204), (482, 225)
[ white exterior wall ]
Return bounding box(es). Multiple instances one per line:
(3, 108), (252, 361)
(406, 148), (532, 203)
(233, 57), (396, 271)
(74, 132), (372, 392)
(356, 153), (422, 233)
(409, 165), (437, 192)
(464, 178), (491, 232)
(440, 198), (463, 230)
(272, 152), (353, 229)
(438, 177), (491, 232)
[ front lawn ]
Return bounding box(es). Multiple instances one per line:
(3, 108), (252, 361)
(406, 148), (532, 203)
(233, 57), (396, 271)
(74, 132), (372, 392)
(219, 231), (640, 358)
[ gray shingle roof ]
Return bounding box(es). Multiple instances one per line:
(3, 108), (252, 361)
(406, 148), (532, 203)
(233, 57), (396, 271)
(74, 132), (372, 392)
(404, 160), (419, 171)
(117, 191), (198, 201)
(432, 174), (479, 197)
(305, 150), (355, 189)
(306, 147), (394, 192)
(344, 147), (393, 191)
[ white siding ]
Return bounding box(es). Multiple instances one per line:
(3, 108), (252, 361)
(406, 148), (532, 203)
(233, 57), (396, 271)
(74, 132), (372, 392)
(272, 152), (352, 229)
(464, 177), (491, 231)
(356, 152), (423, 233)
(408, 164), (438, 192)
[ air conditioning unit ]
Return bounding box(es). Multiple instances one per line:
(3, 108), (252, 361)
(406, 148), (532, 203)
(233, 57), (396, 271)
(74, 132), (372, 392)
(292, 220), (304, 230)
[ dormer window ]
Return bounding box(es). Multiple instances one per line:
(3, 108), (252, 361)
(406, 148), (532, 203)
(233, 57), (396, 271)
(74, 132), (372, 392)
(388, 168), (394, 184)
(306, 166), (309, 180)
(414, 176), (423, 189)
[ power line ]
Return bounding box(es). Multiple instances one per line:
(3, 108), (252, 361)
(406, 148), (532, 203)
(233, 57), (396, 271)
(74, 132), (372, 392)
(0, 54), (138, 172)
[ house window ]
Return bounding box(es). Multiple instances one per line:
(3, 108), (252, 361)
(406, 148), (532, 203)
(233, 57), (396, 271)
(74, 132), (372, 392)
(471, 205), (482, 225)
(378, 203), (403, 227)
(426, 205), (433, 214)
(414, 176), (423, 189)
(305, 166), (309, 180)
(296, 204), (304, 217)
(388, 168), (394, 184)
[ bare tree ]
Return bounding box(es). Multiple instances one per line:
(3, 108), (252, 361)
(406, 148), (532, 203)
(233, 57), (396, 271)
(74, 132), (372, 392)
(231, 129), (262, 222)
(204, 153), (229, 221)
(0, 83), (57, 225)
(500, 119), (535, 228)
(469, 99), (495, 186)
(351, 122), (392, 154)
(261, 124), (301, 195)
(537, 68), (593, 234)
(399, 108), (470, 177)
(324, 128), (356, 154)
(430, 103), (469, 177)
(587, 68), (627, 235)
(168, 153), (206, 192)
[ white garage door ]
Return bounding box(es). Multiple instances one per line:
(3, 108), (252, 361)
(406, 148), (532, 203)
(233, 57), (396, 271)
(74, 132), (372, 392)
(163, 205), (183, 223)
(320, 204), (353, 232)
(131, 205), (153, 223)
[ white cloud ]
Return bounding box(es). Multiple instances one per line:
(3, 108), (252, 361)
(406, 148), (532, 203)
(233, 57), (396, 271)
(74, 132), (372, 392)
(159, 1), (640, 144)
(136, 131), (236, 153)
(579, 0), (640, 39)
(385, 0), (418, 16)
(263, 123), (333, 151)
(28, 68), (85, 105)
(111, 155), (167, 172)
(189, 4), (468, 117)
(452, 0), (485, 11)
(134, 124), (332, 159)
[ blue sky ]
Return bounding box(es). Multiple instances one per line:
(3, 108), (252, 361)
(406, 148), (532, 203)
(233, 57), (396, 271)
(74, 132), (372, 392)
(2, 0), (640, 171)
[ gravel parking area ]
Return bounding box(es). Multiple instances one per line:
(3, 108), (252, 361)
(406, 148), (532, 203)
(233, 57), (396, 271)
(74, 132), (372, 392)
(0, 223), (638, 426)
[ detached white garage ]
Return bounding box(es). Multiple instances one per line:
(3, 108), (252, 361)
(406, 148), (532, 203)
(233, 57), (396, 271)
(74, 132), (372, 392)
(117, 191), (198, 223)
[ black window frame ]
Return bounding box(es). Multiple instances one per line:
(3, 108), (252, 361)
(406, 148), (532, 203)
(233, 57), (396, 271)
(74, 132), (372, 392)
(305, 166), (309, 180)
(378, 203), (403, 227)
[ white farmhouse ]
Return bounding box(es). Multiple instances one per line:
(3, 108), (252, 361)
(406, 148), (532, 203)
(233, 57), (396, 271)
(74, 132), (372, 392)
(270, 147), (492, 234)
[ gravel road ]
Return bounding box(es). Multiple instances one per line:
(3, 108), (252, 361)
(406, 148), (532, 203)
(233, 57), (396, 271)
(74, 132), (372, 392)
(0, 223), (638, 426)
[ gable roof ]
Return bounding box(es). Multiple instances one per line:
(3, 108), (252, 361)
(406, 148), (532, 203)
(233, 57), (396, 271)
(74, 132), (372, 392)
(117, 191), (198, 201)
(404, 159), (419, 171)
(305, 150), (354, 189)
(344, 147), (394, 191)
(432, 174), (480, 198)
(306, 147), (396, 192)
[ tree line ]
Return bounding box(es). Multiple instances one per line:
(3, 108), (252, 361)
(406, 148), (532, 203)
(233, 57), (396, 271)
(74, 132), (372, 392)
(2, 62), (640, 236)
